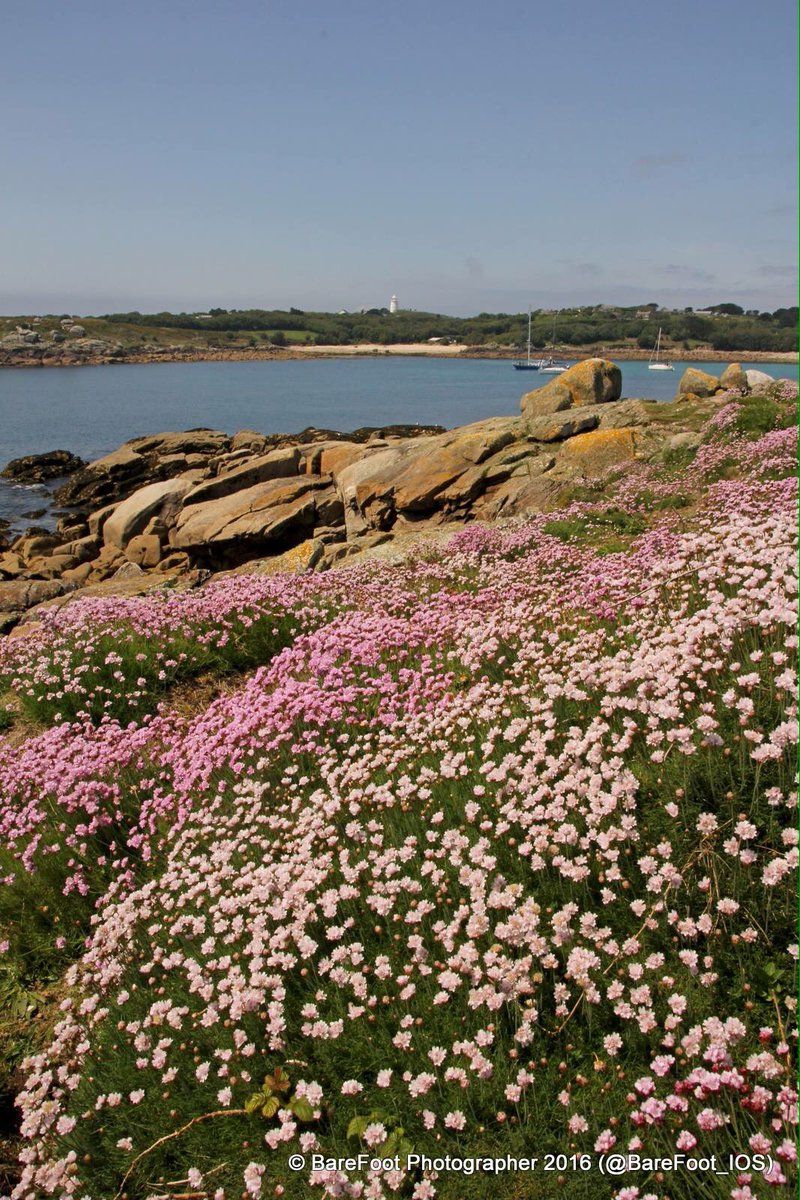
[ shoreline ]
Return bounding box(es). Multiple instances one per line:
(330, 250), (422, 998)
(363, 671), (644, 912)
(0, 343), (796, 369)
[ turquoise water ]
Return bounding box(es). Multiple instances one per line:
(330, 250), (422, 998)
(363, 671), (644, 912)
(0, 357), (796, 532)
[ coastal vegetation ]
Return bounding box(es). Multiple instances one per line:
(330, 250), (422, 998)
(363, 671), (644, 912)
(1, 303), (797, 356)
(0, 379), (796, 1199)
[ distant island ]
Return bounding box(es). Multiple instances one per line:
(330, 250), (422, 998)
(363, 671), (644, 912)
(0, 302), (797, 367)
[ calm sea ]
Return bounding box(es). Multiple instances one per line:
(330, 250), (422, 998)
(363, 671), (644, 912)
(0, 358), (796, 534)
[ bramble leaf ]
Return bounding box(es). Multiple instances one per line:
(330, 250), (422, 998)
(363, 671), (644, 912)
(288, 1097), (315, 1122)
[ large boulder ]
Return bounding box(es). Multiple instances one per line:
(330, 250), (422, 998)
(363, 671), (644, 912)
(171, 477), (330, 558)
(54, 445), (152, 508)
(677, 368), (721, 399)
(390, 447), (480, 513)
(521, 359), (622, 420)
(103, 477), (197, 548)
(315, 442), (368, 478)
(334, 419), (519, 533)
(719, 363), (749, 392)
(231, 430), (270, 454)
(335, 446), (408, 536)
(744, 369), (775, 393)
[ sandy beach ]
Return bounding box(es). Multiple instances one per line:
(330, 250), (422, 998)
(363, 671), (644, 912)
(294, 342), (470, 356)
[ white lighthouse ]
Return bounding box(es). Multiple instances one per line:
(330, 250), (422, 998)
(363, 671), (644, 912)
(389, 294), (398, 314)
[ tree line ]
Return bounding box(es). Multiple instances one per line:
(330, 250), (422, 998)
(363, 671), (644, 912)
(97, 304), (798, 352)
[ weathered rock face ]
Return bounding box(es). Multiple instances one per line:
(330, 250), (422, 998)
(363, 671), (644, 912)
(335, 418), (520, 534)
(103, 478), (197, 548)
(526, 412), (600, 443)
(0, 578), (80, 613)
(521, 359), (622, 420)
(128, 430), (231, 458)
(231, 430), (270, 454)
(677, 368), (721, 399)
(171, 477), (332, 564)
(558, 427), (638, 474)
(124, 534), (163, 568)
(1, 449), (86, 483)
(55, 430), (230, 509)
(183, 448), (301, 506)
(719, 362), (748, 392)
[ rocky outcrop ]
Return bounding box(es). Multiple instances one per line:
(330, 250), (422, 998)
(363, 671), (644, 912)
(526, 412), (600, 442)
(521, 359), (622, 420)
(54, 430), (231, 509)
(1, 365), (795, 627)
(335, 418), (520, 535)
(182, 448), (301, 506)
(1, 450), (86, 483)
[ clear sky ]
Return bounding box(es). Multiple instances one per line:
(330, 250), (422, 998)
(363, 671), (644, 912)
(1, 0), (796, 317)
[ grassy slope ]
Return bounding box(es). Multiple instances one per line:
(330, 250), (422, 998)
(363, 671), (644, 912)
(0, 390), (796, 1200)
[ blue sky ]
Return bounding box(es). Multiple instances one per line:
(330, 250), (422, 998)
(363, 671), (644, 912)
(1, 0), (796, 316)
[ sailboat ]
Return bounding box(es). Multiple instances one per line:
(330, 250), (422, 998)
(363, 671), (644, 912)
(513, 307), (540, 370)
(648, 326), (674, 371)
(539, 310), (569, 373)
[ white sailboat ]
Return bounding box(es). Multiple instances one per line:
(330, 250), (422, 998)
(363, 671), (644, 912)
(648, 326), (674, 371)
(513, 307), (540, 371)
(539, 311), (569, 373)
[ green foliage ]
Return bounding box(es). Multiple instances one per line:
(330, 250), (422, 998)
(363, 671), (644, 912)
(58, 302), (797, 352)
(244, 1067), (316, 1123)
(543, 508), (646, 545)
(661, 444), (698, 471)
(347, 1110), (414, 1161)
(653, 492), (692, 510)
(730, 395), (794, 439)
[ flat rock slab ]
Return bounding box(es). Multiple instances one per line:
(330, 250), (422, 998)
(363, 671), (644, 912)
(126, 430), (231, 457)
(0, 578), (80, 612)
(183, 447), (301, 506)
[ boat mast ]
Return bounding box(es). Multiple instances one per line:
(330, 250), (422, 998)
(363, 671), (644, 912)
(526, 307), (532, 364)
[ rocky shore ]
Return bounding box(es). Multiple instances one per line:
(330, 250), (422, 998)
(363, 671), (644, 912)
(0, 331), (796, 369)
(0, 359), (792, 632)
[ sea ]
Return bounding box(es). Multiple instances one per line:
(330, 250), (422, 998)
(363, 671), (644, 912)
(0, 357), (796, 535)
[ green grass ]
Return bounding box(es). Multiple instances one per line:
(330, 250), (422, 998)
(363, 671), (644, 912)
(542, 508), (646, 548)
